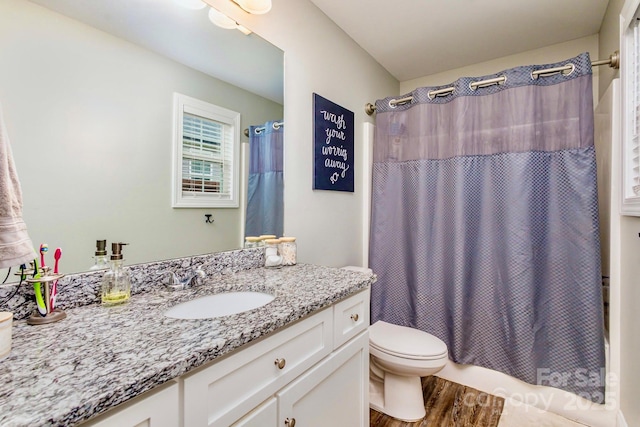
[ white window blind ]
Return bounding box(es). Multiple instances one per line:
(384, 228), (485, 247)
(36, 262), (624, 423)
(172, 93), (240, 208)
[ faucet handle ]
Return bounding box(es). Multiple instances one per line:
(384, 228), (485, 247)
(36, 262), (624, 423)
(160, 270), (185, 291)
(191, 267), (206, 287)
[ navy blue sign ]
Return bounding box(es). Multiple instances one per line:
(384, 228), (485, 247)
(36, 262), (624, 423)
(313, 93), (354, 192)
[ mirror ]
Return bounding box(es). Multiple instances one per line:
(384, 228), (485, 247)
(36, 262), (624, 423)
(0, 0), (284, 273)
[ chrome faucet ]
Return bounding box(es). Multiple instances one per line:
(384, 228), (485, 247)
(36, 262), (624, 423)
(161, 267), (206, 291)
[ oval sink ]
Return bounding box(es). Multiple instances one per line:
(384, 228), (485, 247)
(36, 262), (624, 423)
(165, 292), (275, 320)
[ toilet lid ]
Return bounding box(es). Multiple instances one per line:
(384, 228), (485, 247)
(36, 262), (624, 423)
(369, 321), (448, 360)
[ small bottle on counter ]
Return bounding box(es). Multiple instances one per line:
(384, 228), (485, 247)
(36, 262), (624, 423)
(90, 239), (110, 271)
(264, 238), (282, 267)
(101, 243), (131, 306)
(244, 236), (261, 249)
(279, 237), (297, 266)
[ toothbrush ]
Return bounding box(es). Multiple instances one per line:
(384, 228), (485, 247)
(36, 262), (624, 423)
(50, 247), (62, 311)
(39, 243), (48, 270)
(32, 258), (47, 316)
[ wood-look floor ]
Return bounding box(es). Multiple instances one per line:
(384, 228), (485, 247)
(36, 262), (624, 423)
(370, 376), (504, 427)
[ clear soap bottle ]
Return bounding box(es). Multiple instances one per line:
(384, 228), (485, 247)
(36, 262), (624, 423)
(90, 239), (110, 271)
(101, 243), (131, 306)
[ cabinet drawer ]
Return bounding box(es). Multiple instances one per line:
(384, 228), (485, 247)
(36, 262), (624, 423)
(333, 288), (370, 349)
(183, 307), (333, 427)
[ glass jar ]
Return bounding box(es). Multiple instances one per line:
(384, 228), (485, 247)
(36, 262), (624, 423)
(279, 237), (297, 266)
(264, 238), (282, 267)
(244, 236), (261, 248)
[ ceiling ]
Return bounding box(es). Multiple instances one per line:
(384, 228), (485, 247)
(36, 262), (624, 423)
(27, 0), (284, 104)
(25, 0), (610, 95)
(309, 0), (611, 82)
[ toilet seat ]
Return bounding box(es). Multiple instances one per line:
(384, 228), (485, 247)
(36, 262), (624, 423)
(369, 321), (448, 360)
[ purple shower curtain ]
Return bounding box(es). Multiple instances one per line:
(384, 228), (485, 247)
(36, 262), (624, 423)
(369, 52), (606, 401)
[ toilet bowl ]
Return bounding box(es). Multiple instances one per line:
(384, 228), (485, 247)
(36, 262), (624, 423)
(368, 320), (448, 422)
(339, 267), (448, 421)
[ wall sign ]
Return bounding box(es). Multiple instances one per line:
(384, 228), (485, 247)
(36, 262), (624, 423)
(313, 93), (354, 192)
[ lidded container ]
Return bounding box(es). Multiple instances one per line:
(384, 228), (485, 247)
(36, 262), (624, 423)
(244, 236), (261, 249)
(264, 238), (282, 267)
(0, 312), (12, 360)
(101, 242), (131, 306)
(279, 237), (297, 266)
(264, 238), (281, 256)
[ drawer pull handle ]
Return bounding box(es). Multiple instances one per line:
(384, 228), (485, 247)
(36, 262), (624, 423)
(275, 358), (286, 369)
(285, 418), (296, 427)
(350, 313), (359, 322)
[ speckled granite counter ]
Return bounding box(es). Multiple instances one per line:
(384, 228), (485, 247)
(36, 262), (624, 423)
(0, 264), (374, 427)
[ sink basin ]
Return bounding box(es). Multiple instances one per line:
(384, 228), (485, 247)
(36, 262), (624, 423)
(165, 292), (275, 320)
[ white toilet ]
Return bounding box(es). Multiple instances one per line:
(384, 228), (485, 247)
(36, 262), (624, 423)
(340, 266), (449, 422)
(369, 320), (448, 421)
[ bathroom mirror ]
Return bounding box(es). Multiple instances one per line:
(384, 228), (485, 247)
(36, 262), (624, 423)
(0, 0), (284, 274)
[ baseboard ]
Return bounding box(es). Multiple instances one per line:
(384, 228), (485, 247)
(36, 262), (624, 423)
(618, 410), (628, 427)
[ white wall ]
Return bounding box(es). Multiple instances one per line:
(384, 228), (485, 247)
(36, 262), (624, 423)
(204, 0), (399, 267)
(0, 0), (283, 272)
(599, 0), (624, 100)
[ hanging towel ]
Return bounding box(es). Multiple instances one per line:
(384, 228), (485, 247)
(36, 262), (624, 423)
(0, 103), (34, 268)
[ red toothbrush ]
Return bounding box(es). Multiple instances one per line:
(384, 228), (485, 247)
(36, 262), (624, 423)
(50, 248), (62, 311)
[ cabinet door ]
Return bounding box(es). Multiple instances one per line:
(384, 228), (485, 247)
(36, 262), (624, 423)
(80, 382), (179, 427)
(231, 397), (277, 427)
(277, 331), (369, 427)
(183, 307), (333, 427)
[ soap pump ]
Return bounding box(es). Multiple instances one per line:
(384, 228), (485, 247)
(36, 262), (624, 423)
(90, 239), (109, 271)
(101, 242), (131, 306)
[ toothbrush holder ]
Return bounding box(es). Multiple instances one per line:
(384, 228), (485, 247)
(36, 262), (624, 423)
(25, 271), (66, 325)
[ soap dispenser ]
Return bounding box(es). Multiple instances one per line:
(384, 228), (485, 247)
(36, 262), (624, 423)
(101, 243), (131, 306)
(90, 239), (109, 271)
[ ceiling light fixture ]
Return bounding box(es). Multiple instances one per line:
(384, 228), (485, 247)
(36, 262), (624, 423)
(208, 7), (253, 35)
(231, 0), (272, 15)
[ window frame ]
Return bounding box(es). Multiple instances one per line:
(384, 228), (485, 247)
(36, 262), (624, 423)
(172, 93), (241, 208)
(621, 0), (640, 215)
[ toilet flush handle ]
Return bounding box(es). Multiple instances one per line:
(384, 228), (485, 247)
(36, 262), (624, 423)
(350, 313), (359, 322)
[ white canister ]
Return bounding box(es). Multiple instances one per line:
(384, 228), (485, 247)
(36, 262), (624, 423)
(0, 312), (13, 360)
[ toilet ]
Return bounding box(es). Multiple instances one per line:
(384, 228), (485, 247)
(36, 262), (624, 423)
(341, 266), (449, 422)
(369, 320), (448, 421)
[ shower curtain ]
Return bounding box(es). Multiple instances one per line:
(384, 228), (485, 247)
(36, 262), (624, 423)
(370, 53), (606, 401)
(245, 120), (284, 237)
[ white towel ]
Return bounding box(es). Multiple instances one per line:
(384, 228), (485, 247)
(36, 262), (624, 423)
(0, 103), (34, 268)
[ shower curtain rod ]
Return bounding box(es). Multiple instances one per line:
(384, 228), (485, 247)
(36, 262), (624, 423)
(243, 121), (284, 138)
(364, 50), (620, 116)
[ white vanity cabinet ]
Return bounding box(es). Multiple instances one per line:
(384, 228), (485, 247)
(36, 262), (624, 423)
(78, 288), (370, 427)
(185, 287), (370, 427)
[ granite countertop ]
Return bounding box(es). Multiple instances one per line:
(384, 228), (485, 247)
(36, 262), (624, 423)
(0, 264), (374, 427)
